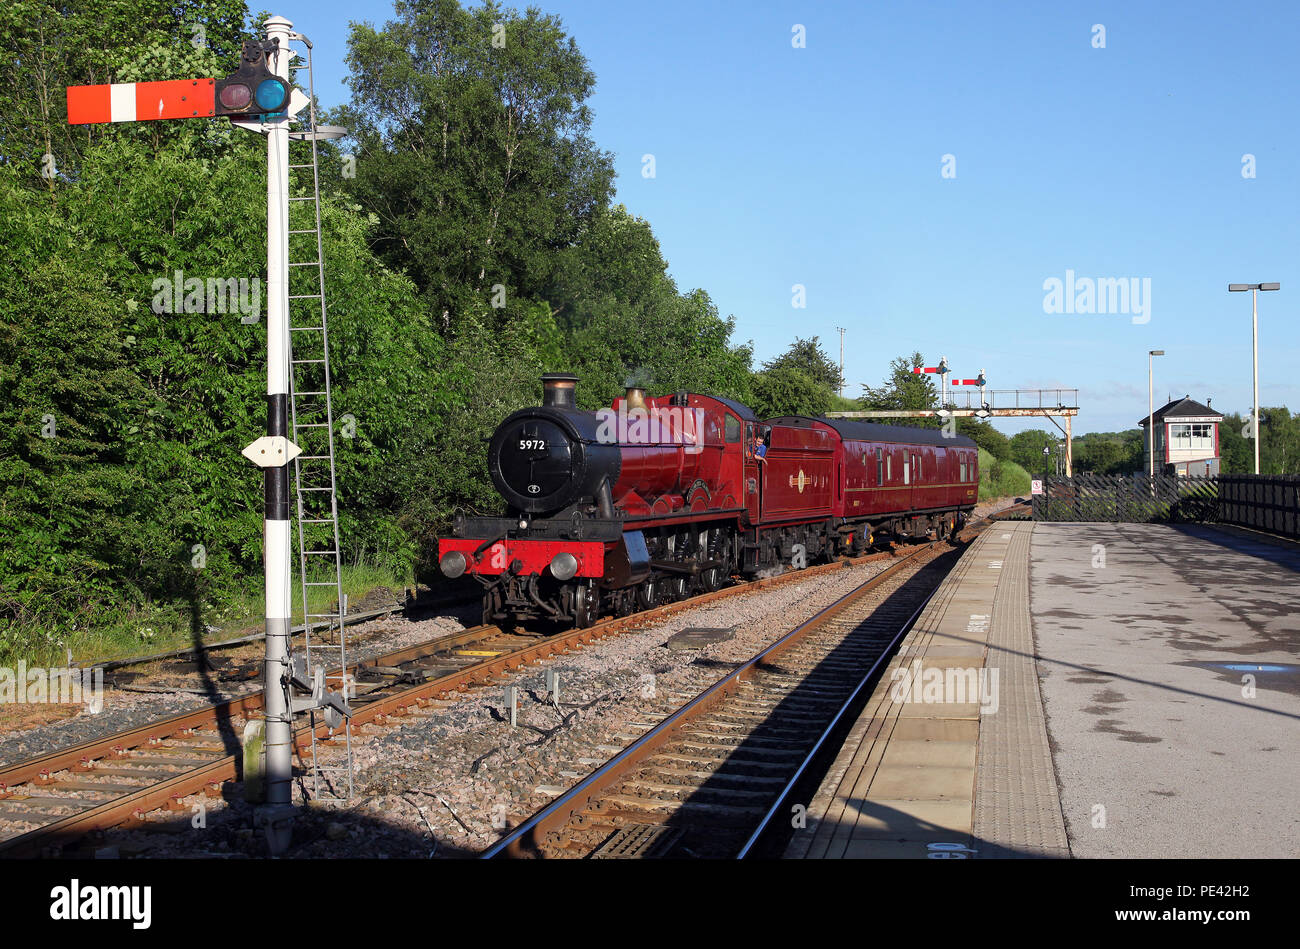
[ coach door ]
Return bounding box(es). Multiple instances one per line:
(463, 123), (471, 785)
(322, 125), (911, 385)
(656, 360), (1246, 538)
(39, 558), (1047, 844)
(902, 448), (914, 510)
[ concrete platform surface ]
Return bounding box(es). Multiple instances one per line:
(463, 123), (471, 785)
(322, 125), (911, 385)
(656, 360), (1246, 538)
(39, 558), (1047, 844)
(787, 519), (1300, 860)
(787, 523), (1069, 858)
(1033, 522), (1300, 858)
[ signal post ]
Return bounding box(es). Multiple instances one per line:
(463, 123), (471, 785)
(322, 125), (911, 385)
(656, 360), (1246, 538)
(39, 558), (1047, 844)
(68, 14), (333, 853)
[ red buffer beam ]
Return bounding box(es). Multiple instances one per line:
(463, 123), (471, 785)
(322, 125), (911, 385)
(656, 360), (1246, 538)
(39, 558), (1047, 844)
(67, 79), (215, 124)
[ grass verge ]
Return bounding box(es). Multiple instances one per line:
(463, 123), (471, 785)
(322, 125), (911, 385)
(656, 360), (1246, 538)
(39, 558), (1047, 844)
(0, 561), (413, 667)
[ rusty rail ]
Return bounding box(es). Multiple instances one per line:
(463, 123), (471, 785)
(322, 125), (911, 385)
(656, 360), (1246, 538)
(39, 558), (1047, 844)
(481, 543), (943, 858)
(0, 540), (938, 858)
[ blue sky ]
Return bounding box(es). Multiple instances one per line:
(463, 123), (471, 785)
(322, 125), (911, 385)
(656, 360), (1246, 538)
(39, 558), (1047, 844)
(268, 0), (1298, 436)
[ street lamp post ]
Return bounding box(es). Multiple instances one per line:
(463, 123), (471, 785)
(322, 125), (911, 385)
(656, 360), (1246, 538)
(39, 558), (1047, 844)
(1148, 349), (1164, 479)
(1228, 282), (1280, 474)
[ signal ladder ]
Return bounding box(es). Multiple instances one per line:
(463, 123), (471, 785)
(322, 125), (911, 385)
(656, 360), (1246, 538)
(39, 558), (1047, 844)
(283, 31), (353, 801)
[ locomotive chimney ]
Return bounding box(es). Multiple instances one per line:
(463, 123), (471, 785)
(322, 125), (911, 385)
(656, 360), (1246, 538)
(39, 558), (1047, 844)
(625, 385), (647, 410)
(541, 372), (578, 409)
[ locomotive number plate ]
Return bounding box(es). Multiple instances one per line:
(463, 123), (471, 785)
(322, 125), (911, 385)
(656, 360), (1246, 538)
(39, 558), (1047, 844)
(518, 438), (547, 450)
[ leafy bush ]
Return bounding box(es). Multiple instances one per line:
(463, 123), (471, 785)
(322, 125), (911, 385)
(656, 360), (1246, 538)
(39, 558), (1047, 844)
(978, 448), (1030, 500)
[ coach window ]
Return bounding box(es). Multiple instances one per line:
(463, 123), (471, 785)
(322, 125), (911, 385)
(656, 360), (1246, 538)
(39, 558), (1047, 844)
(886, 452), (892, 482)
(875, 447), (883, 485)
(724, 414), (741, 444)
(903, 452), (910, 485)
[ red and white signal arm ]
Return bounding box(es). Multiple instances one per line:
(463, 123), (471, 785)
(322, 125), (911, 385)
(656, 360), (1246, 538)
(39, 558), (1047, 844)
(67, 79), (217, 124)
(67, 42), (293, 125)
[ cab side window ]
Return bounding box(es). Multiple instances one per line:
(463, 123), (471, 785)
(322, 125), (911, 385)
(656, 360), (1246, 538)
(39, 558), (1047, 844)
(724, 414), (741, 444)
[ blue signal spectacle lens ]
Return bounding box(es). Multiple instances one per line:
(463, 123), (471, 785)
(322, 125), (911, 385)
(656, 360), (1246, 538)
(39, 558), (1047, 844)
(255, 78), (288, 111)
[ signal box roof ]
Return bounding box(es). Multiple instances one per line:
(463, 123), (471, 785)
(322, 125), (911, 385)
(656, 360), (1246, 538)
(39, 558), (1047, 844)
(1137, 396), (1223, 427)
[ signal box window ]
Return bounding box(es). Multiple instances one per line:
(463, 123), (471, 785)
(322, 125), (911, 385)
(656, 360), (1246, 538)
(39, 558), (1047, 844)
(1170, 423), (1213, 451)
(724, 415), (741, 444)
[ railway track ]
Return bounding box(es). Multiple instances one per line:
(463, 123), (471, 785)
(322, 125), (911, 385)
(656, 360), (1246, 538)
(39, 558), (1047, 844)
(89, 589), (477, 686)
(477, 505), (1025, 859)
(482, 539), (958, 858)
(0, 622), (520, 857)
(0, 538), (940, 858)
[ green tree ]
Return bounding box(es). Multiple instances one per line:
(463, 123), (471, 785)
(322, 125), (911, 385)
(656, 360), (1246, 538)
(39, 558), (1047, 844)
(1069, 431), (1143, 475)
(1009, 429), (1057, 472)
(748, 366), (833, 418)
(1259, 407), (1300, 474)
(0, 161), (159, 638)
(860, 352), (936, 411)
(340, 0), (615, 326)
(1218, 413), (1252, 474)
(548, 207), (752, 409)
(761, 336), (842, 393)
(955, 419), (1011, 460)
(0, 130), (443, 647)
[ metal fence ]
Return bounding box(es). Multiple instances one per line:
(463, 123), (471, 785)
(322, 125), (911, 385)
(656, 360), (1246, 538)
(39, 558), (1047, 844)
(1032, 474), (1217, 523)
(1032, 473), (1300, 538)
(944, 388), (1079, 410)
(1219, 475), (1300, 539)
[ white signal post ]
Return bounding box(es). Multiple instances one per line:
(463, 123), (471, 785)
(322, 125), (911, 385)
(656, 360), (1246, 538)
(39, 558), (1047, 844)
(258, 13), (296, 854)
(66, 13), (325, 855)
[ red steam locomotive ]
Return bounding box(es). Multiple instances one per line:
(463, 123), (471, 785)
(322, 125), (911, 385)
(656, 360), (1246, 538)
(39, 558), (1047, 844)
(438, 373), (978, 626)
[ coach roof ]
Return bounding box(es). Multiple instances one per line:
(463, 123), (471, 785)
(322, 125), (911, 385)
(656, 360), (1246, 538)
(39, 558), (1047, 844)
(768, 415), (977, 448)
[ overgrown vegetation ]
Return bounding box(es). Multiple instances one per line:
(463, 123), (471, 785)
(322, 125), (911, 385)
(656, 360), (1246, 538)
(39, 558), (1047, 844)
(978, 448), (1031, 500)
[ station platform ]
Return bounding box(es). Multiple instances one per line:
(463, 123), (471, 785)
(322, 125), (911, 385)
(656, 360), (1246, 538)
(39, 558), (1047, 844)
(786, 520), (1300, 859)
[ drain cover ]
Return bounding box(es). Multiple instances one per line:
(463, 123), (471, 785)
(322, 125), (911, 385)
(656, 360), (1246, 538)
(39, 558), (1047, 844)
(665, 627), (735, 651)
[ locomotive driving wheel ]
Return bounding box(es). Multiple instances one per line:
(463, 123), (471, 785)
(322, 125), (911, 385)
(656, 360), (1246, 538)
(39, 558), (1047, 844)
(571, 581), (598, 628)
(636, 578), (661, 610)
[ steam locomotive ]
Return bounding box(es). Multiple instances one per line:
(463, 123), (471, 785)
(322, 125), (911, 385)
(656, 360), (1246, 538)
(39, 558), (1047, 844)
(438, 373), (978, 626)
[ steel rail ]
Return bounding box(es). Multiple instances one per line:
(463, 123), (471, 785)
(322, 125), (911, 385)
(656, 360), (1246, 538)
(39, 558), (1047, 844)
(1, 542), (918, 791)
(480, 542), (940, 859)
(735, 582), (939, 857)
(0, 542), (929, 857)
